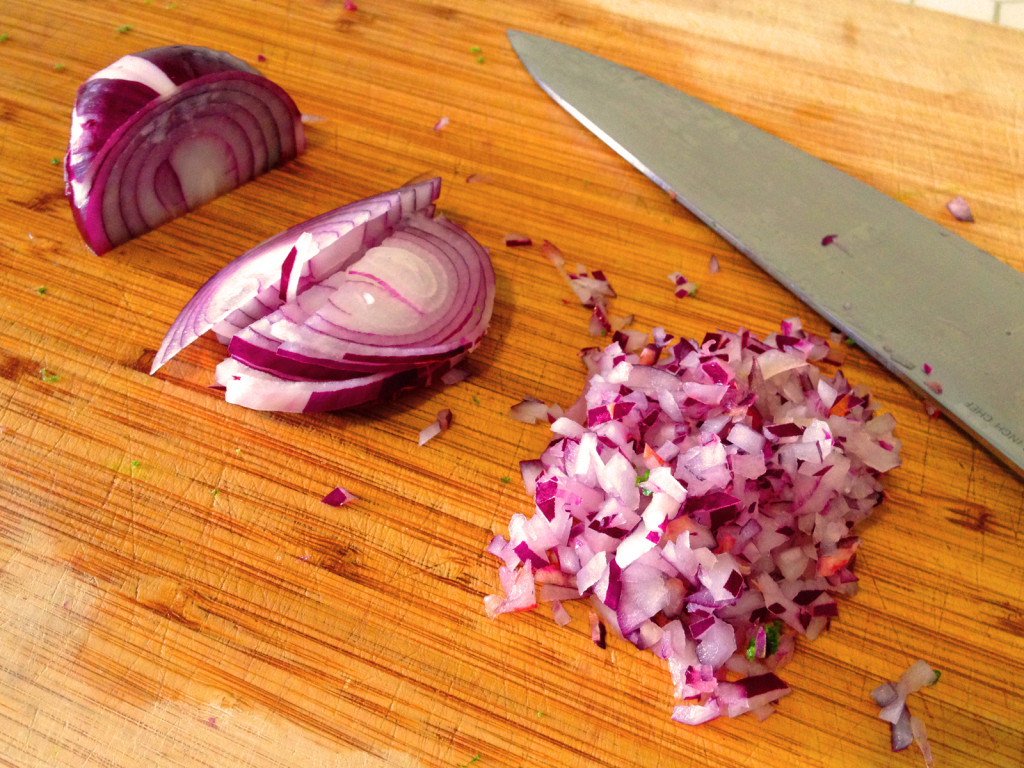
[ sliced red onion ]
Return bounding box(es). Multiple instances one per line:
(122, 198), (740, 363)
(152, 178), (440, 372)
(486, 322), (900, 724)
(65, 45), (305, 255)
(152, 179), (494, 412)
(946, 195), (974, 222)
(503, 233), (533, 247)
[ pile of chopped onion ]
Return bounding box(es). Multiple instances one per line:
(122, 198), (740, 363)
(150, 178), (495, 412)
(486, 320), (901, 724)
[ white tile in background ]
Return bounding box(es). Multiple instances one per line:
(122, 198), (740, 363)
(913, 0), (998, 22)
(998, 2), (1024, 28)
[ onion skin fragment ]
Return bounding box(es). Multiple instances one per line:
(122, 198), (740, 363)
(64, 45), (305, 255)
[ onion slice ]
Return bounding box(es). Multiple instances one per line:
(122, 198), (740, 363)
(65, 45), (306, 255)
(152, 178), (495, 412)
(151, 178), (441, 373)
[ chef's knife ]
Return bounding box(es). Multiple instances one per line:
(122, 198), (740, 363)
(508, 30), (1024, 478)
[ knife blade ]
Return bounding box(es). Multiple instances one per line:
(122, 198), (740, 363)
(508, 29), (1024, 478)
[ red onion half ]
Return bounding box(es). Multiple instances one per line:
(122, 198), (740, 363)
(150, 178), (495, 412)
(65, 45), (305, 254)
(486, 320), (900, 724)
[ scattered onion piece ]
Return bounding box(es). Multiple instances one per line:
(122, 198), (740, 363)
(433, 116), (450, 131)
(486, 321), (901, 724)
(669, 271), (698, 298)
(64, 45), (306, 255)
(150, 178), (495, 412)
(946, 195), (974, 222)
(322, 487), (357, 507)
(440, 366), (471, 387)
(509, 396), (563, 425)
(503, 233), (533, 247)
(419, 408), (454, 446)
(871, 660), (939, 763)
(709, 254), (720, 274)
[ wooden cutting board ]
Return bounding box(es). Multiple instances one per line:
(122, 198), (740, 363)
(1, 1), (1022, 766)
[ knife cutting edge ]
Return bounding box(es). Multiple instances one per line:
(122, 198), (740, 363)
(507, 30), (1024, 479)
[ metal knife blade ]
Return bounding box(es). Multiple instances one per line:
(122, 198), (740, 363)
(508, 30), (1024, 478)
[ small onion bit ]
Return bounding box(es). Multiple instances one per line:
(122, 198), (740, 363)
(150, 178), (496, 413)
(419, 408), (454, 446)
(322, 486), (357, 507)
(65, 45), (306, 255)
(871, 660), (940, 764)
(946, 195), (974, 223)
(485, 320), (901, 725)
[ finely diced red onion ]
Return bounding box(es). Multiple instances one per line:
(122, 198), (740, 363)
(486, 321), (900, 724)
(668, 272), (698, 298)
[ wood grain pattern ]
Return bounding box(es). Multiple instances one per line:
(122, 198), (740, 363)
(1, 1), (1023, 766)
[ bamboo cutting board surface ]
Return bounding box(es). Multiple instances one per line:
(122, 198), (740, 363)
(1, 1), (1023, 766)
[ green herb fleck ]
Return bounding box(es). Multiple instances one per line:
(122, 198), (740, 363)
(51, 157), (60, 165)
(0, 33), (9, 42)
(500, 475), (511, 484)
(470, 46), (481, 53)
(210, 488), (220, 497)
(844, 337), (856, 346)
(116, 24), (132, 34)
(635, 469), (650, 486)
(39, 367), (59, 382)
(930, 670), (941, 685)
(460, 756), (482, 768)
(746, 621), (784, 659)
(131, 460), (140, 467)
(53, 63), (66, 72)
(476, 56), (485, 64)
(472, 395), (480, 405)
(34, 286), (48, 295)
